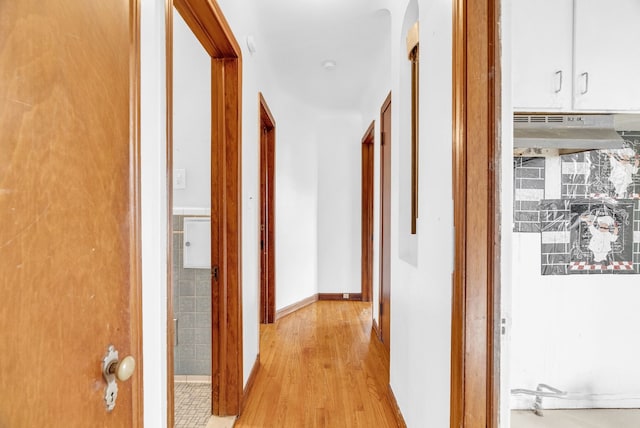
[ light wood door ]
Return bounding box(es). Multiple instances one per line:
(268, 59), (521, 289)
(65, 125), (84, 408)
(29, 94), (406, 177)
(379, 94), (392, 354)
(0, 1), (141, 426)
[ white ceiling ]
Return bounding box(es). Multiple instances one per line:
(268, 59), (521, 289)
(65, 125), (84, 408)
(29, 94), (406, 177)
(250, 0), (391, 111)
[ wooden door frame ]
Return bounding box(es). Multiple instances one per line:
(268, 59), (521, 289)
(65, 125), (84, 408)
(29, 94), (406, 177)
(379, 92), (392, 355)
(361, 121), (375, 303)
(259, 93), (276, 324)
(450, 0), (501, 426)
(166, 0), (244, 418)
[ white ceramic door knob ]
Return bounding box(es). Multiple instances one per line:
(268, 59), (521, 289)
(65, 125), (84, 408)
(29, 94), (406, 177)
(115, 355), (136, 381)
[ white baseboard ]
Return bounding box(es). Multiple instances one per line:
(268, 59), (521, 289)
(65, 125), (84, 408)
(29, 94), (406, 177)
(511, 395), (640, 410)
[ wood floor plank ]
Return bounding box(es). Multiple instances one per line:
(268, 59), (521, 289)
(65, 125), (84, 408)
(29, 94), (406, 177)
(236, 301), (400, 427)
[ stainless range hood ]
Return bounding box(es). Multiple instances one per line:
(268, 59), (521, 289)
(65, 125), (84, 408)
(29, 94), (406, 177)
(514, 114), (626, 156)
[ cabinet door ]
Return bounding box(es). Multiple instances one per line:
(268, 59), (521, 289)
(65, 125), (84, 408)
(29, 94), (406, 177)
(512, 0), (573, 111)
(573, 0), (640, 111)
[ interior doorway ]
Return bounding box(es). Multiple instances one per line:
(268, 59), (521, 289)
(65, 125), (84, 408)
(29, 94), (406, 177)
(361, 121), (375, 303)
(379, 93), (392, 355)
(259, 93), (276, 324)
(167, 0), (244, 424)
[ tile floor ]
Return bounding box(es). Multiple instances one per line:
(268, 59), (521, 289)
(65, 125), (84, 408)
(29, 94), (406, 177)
(175, 382), (212, 428)
(511, 409), (640, 428)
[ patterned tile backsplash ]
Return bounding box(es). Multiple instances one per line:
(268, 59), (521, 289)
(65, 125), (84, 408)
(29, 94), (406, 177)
(514, 131), (640, 275)
(513, 156), (545, 233)
(173, 215), (212, 375)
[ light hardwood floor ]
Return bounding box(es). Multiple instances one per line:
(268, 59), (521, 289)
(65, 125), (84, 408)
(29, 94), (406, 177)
(235, 301), (400, 427)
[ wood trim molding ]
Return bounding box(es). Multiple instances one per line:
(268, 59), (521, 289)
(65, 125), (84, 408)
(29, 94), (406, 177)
(241, 355), (260, 412)
(165, 1), (175, 427)
(318, 293), (363, 301)
(259, 93), (276, 324)
(361, 121), (375, 303)
(362, 120), (375, 145)
(451, 0), (500, 426)
(372, 318), (381, 341)
(275, 294), (319, 321)
(387, 385), (408, 428)
(259, 92), (275, 129)
(129, 1), (143, 425)
(173, 0), (241, 59)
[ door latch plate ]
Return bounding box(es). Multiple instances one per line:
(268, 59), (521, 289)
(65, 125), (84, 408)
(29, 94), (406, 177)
(102, 345), (119, 411)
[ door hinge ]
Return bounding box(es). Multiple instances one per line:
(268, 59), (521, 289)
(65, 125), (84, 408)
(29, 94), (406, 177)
(212, 266), (219, 281)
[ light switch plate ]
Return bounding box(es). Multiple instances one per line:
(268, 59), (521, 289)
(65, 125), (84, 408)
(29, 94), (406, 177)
(174, 168), (186, 189)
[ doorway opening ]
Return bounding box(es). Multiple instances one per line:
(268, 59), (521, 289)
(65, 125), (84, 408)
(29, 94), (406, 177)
(259, 93), (276, 324)
(361, 121), (375, 303)
(167, 0), (243, 425)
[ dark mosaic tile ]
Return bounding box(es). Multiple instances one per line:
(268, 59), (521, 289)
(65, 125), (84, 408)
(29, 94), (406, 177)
(517, 223), (540, 233)
(542, 243), (569, 254)
(520, 157), (545, 168)
(521, 201), (541, 211)
(516, 168), (543, 179)
(515, 212), (539, 222)
(521, 178), (545, 189)
(540, 222), (566, 232)
(548, 254), (569, 264)
(542, 265), (568, 276)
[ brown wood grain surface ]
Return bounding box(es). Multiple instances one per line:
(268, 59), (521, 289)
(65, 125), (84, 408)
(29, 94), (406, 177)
(260, 93), (276, 324)
(361, 121), (375, 303)
(379, 93), (392, 356)
(236, 301), (402, 427)
(0, 0), (142, 425)
(451, 0), (500, 426)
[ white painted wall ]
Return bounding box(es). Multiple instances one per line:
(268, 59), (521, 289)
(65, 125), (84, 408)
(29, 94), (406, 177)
(172, 9), (211, 210)
(139, 2), (464, 428)
(358, 8), (392, 323)
(263, 91), (320, 309)
(367, 1), (455, 426)
(317, 111), (365, 294)
(500, 0), (514, 426)
(215, 0), (264, 385)
(398, 0), (419, 266)
(141, 0), (167, 426)
(510, 234), (640, 409)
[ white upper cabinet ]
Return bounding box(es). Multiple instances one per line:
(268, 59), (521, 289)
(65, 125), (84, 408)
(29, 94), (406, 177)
(512, 0), (640, 112)
(512, 0), (573, 111)
(573, 0), (640, 111)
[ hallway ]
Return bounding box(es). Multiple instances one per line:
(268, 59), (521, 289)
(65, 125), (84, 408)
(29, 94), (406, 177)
(236, 301), (400, 427)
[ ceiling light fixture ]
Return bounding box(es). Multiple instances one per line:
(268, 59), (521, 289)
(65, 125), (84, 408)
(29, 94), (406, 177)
(322, 60), (337, 70)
